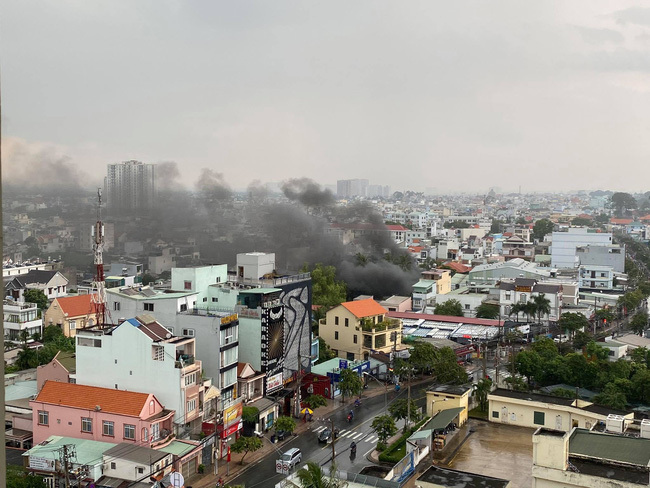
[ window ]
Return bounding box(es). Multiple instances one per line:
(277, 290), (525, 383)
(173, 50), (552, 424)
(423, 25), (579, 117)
(38, 410), (49, 426)
(144, 303), (154, 312)
(138, 467), (144, 474)
(182, 328), (195, 337)
(464, 304), (470, 310)
(346, 352), (355, 361)
(180, 304), (188, 312)
(533, 411), (545, 425)
(152, 423), (160, 441)
(353, 335), (358, 344)
(81, 417), (92, 433)
(203, 297), (207, 302)
(334, 331), (339, 340)
(345, 318), (349, 327)
(185, 373), (196, 386)
(335, 316), (339, 325)
(103, 421), (115, 436)
(184, 281), (192, 290)
(187, 399), (196, 412)
(142, 427), (148, 442)
(149, 400), (155, 414)
(69, 320), (76, 330)
(492, 411), (499, 419)
(110, 462), (116, 470)
(124, 424), (136, 440)
(212, 297), (218, 303)
(152, 346), (165, 361)
(505, 293), (511, 300)
(113, 302), (120, 311)
(519, 294), (527, 303)
(78, 337), (102, 347)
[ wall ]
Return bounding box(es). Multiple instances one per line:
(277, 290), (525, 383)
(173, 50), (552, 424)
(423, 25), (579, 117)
(320, 306), (363, 360)
(426, 391), (469, 426)
(36, 359), (70, 391)
(576, 245), (625, 273)
(171, 265), (228, 303)
(551, 229), (613, 269)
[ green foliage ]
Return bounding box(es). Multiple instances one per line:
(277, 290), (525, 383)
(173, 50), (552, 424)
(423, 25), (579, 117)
(434, 347), (468, 384)
(389, 398), (421, 429)
(533, 294), (552, 324)
(317, 337), (336, 363)
(571, 217), (592, 226)
(241, 406), (259, 423)
(473, 378), (493, 411)
(7, 465), (47, 488)
(338, 368), (363, 401)
(24, 289), (49, 311)
(559, 312), (589, 339)
(593, 383), (627, 410)
(572, 330), (591, 350)
(295, 461), (343, 488)
(230, 435), (263, 465)
(630, 347), (649, 367)
(610, 192), (637, 217)
(378, 417), (429, 464)
(275, 416), (297, 434)
(371, 414), (398, 444)
(408, 342), (437, 375)
(303, 394), (327, 410)
(504, 375), (528, 392)
(434, 299), (464, 317)
(308, 263), (347, 308)
(550, 387), (576, 398)
(443, 220), (470, 229)
(141, 273), (156, 285)
(532, 219), (554, 241)
(630, 311), (648, 336)
(490, 219), (502, 234)
(515, 350), (542, 387)
(475, 302), (500, 319)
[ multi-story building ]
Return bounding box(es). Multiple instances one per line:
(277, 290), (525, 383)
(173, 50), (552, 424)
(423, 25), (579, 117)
(5, 270), (69, 301)
(3, 299), (42, 342)
(499, 278), (562, 323)
(75, 316), (203, 436)
(336, 179), (369, 198)
(104, 160), (157, 212)
(30, 381), (174, 446)
(576, 244), (625, 273)
(319, 298), (402, 361)
(551, 228), (613, 269)
(412, 280), (437, 311)
(502, 235), (535, 261)
(578, 265), (615, 290)
(44, 294), (99, 337)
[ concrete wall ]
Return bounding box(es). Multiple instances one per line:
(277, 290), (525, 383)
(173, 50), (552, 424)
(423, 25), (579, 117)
(576, 245), (625, 273)
(320, 306), (363, 360)
(426, 391), (469, 426)
(551, 229), (612, 269)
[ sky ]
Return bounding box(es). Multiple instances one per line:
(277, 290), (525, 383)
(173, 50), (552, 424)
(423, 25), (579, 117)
(2, 0), (650, 194)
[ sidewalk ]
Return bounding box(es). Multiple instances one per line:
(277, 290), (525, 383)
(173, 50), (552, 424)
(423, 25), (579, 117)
(191, 382), (394, 488)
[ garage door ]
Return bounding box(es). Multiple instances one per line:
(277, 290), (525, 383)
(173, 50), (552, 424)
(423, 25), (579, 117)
(182, 457), (197, 479)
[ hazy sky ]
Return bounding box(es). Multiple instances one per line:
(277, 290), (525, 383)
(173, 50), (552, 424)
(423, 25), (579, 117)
(2, 1), (650, 193)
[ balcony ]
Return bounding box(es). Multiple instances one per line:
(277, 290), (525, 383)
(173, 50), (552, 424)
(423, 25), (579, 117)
(175, 354), (195, 368)
(360, 318), (401, 332)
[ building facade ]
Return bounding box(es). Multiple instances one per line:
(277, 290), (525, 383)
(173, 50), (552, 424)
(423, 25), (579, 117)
(105, 160), (157, 212)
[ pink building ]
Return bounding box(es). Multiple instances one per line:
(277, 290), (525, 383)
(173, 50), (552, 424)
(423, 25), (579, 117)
(36, 351), (76, 391)
(30, 381), (175, 446)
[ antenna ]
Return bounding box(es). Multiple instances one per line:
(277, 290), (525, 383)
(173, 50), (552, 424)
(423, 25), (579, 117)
(91, 188), (107, 327)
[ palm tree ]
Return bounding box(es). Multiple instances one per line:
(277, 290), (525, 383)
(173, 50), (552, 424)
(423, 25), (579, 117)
(294, 462), (342, 488)
(509, 303), (523, 323)
(533, 294), (551, 325)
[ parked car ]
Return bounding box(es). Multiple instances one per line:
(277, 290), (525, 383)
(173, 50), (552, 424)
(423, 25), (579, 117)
(276, 429), (288, 441)
(280, 448), (302, 469)
(318, 428), (339, 443)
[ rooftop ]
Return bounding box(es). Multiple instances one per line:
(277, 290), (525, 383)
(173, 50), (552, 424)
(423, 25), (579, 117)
(341, 299), (388, 318)
(569, 428), (650, 467)
(417, 466), (510, 488)
(51, 294), (98, 318)
(104, 443), (169, 464)
(428, 384), (472, 396)
(25, 435), (116, 466)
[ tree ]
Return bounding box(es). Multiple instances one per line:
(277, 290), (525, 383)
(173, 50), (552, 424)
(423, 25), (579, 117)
(490, 219), (501, 234)
(434, 299), (464, 317)
(473, 378), (493, 411)
(630, 311), (648, 336)
(141, 273), (156, 285)
(230, 436), (263, 465)
(308, 264), (347, 308)
(559, 312), (589, 340)
(318, 337), (336, 363)
(43, 324), (64, 343)
(610, 192), (637, 217)
(593, 383), (627, 410)
(408, 341), (437, 375)
(433, 347), (468, 384)
(295, 461), (342, 488)
(515, 350), (542, 387)
(303, 394), (327, 410)
(475, 302), (500, 319)
(371, 415), (398, 445)
(630, 347), (649, 367)
(595, 308), (615, 327)
(532, 219), (554, 241)
(24, 289), (49, 311)
(509, 303), (525, 323)
(7, 465), (47, 488)
(571, 217), (592, 226)
(572, 330), (591, 350)
(241, 406), (259, 423)
(631, 369), (650, 403)
(338, 368), (363, 402)
(388, 398), (420, 429)
(275, 416), (297, 435)
(533, 294), (551, 325)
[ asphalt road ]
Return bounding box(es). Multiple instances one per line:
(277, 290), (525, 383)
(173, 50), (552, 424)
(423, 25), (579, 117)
(229, 379), (435, 488)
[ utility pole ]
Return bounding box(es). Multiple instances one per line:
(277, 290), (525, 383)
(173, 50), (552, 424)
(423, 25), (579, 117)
(406, 367), (411, 431)
(59, 444), (76, 488)
(482, 331), (488, 380)
(329, 417), (337, 469)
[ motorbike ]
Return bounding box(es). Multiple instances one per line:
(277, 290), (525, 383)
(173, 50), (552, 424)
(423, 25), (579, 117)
(347, 413), (353, 423)
(354, 399), (361, 408)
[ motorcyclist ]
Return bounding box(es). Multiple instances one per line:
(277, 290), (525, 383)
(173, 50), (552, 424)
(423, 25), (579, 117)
(354, 398), (361, 407)
(350, 441), (357, 456)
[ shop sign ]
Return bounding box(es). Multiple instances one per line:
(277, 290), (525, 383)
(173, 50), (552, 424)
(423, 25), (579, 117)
(223, 402), (242, 425)
(266, 372), (283, 392)
(29, 457), (55, 472)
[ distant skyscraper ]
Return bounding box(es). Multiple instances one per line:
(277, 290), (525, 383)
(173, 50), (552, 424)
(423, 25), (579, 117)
(337, 179), (369, 198)
(104, 160), (156, 211)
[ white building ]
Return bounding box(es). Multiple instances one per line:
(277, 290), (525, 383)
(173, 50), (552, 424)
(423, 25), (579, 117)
(551, 228), (613, 269)
(75, 316), (204, 434)
(576, 244), (625, 273)
(105, 160), (157, 211)
(499, 278), (562, 323)
(3, 300), (42, 342)
(578, 265), (614, 290)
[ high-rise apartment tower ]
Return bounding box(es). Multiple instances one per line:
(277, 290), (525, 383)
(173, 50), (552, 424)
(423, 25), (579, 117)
(104, 160), (156, 211)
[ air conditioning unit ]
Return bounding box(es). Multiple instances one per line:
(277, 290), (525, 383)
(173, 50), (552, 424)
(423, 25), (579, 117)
(641, 419), (650, 439)
(606, 414), (625, 433)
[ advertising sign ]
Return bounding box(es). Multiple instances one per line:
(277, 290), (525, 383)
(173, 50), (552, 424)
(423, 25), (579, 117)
(29, 457), (55, 472)
(266, 372), (283, 393)
(223, 402), (243, 426)
(339, 359), (348, 370)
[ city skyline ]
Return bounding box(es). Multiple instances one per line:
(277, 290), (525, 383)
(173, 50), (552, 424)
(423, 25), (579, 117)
(2, 1), (650, 194)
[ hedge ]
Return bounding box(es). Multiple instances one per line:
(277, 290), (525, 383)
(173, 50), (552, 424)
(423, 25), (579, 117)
(378, 417), (429, 464)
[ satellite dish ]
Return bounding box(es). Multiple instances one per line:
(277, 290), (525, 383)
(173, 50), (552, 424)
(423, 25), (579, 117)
(166, 333), (172, 339)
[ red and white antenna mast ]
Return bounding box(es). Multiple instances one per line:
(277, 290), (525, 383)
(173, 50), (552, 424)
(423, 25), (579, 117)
(91, 188), (106, 327)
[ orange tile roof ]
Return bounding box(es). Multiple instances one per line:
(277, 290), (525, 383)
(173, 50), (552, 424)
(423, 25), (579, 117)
(443, 262), (472, 273)
(54, 294), (98, 318)
(610, 218), (633, 225)
(341, 299), (387, 318)
(35, 381), (151, 417)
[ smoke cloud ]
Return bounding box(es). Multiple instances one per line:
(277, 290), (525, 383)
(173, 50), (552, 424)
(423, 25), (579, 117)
(281, 178), (335, 207)
(156, 161), (181, 191)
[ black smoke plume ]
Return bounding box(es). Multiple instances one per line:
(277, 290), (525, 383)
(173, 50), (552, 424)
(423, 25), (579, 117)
(281, 178), (335, 207)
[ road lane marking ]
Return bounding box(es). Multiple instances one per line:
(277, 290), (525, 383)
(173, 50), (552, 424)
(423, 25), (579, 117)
(364, 436), (377, 443)
(352, 432), (364, 440)
(313, 426), (326, 433)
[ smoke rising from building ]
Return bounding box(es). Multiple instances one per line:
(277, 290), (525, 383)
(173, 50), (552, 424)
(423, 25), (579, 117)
(281, 178), (335, 207)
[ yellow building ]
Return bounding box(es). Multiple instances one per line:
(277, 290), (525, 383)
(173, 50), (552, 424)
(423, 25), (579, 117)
(488, 389), (634, 432)
(421, 269), (452, 295)
(44, 294), (99, 337)
(426, 384), (471, 427)
(319, 298), (401, 361)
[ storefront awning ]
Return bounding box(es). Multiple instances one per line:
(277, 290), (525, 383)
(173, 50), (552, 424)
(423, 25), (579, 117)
(425, 407), (464, 432)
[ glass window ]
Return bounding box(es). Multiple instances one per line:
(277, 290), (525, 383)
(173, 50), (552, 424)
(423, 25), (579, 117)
(184, 281), (192, 290)
(353, 335), (357, 344)
(345, 318), (349, 327)
(144, 303), (154, 312)
(103, 421), (115, 436)
(335, 331), (339, 340)
(492, 411), (499, 418)
(69, 320), (76, 330)
(38, 410), (49, 425)
(533, 411), (545, 425)
(334, 316), (339, 325)
(124, 424), (136, 440)
(82, 417), (92, 433)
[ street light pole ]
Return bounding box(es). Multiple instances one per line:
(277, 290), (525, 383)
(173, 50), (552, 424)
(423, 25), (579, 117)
(363, 372), (387, 415)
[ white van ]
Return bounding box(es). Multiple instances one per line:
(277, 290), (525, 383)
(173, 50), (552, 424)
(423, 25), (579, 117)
(280, 448), (302, 469)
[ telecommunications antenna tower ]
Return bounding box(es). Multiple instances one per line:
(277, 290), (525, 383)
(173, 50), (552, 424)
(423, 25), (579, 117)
(91, 188), (106, 326)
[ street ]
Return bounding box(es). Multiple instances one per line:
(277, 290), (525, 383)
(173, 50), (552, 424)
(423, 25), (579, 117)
(228, 379), (435, 488)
